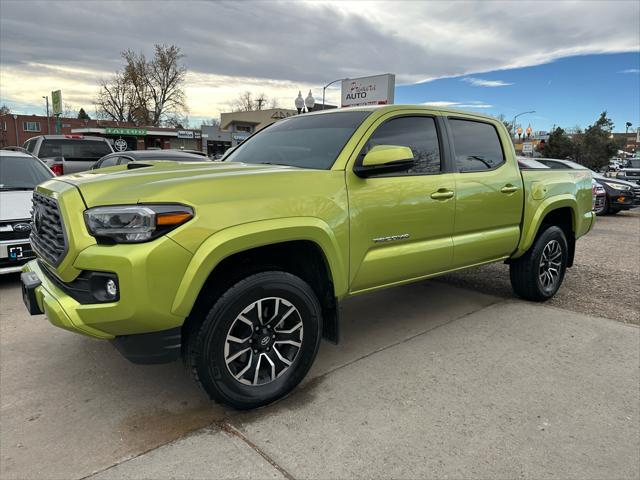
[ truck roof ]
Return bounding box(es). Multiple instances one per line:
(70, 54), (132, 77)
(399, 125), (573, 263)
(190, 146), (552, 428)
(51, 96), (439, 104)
(305, 104), (499, 122)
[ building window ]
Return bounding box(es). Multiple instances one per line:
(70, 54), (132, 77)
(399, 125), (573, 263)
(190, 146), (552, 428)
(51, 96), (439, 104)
(236, 125), (252, 133)
(23, 121), (41, 132)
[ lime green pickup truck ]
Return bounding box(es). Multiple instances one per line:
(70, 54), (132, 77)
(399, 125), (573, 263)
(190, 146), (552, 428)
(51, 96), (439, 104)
(21, 106), (594, 409)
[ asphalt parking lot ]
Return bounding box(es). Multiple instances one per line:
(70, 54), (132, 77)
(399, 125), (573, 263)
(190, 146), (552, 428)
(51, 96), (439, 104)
(1, 212), (638, 480)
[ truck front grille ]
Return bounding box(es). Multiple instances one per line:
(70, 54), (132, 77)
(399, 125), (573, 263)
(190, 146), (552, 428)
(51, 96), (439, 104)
(633, 186), (640, 200)
(30, 192), (67, 266)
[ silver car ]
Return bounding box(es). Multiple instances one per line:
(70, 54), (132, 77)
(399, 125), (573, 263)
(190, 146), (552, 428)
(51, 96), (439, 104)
(0, 150), (54, 274)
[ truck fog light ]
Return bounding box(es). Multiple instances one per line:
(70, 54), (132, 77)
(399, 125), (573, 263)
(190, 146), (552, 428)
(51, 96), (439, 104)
(106, 279), (118, 299)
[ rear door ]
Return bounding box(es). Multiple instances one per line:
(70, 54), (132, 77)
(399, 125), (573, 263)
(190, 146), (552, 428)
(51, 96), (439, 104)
(446, 116), (524, 268)
(347, 113), (456, 293)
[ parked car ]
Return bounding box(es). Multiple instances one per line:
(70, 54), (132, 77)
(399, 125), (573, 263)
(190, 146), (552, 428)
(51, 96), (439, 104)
(21, 106), (594, 409)
(93, 150), (212, 169)
(538, 158), (640, 214)
(616, 158), (640, 184)
(0, 150), (54, 274)
(23, 134), (113, 175)
(592, 179), (607, 216)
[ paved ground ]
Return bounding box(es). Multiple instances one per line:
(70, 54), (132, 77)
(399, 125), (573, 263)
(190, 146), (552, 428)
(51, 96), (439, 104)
(439, 209), (640, 325)
(1, 213), (639, 479)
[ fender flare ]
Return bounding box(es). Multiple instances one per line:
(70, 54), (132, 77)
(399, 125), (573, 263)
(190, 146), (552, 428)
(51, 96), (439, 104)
(512, 195), (578, 258)
(171, 217), (347, 317)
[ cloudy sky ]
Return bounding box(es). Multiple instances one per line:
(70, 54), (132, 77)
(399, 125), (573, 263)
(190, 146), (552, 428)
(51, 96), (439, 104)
(1, 0), (638, 130)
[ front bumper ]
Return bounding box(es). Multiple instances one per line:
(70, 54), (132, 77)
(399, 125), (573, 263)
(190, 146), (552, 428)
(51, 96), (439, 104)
(0, 238), (35, 274)
(21, 235), (193, 340)
(609, 192), (638, 209)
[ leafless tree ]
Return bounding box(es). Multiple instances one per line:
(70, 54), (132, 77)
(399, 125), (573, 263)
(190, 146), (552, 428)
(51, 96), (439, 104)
(231, 91), (255, 112)
(95, 71), (134, 122)
(230, 91), (276, 112)
(95, 44), (187, 127)
(201, 118), (221, 128)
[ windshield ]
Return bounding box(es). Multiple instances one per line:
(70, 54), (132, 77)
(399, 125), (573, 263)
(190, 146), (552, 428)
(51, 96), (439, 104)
(0, 156), (52, 190)
(224, 111), (371, 170)
(39, 139), (112, 160)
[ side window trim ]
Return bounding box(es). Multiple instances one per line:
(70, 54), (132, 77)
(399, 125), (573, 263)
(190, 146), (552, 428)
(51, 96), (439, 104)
(445, 116), (507, 173)
(354, 114), (445, 178)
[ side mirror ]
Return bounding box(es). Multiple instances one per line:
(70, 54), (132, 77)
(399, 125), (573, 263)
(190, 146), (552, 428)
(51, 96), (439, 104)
(354, 145), (414, 178)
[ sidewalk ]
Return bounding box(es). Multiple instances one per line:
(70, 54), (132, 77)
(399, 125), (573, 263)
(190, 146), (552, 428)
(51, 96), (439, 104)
(90, 300), (640, 480)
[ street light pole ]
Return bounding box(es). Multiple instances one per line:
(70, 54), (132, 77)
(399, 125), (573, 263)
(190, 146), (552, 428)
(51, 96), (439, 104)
(12, 114), (18, 146)
(322, 78), (345, 110)
(512, 110), (536, 139)
(42, 95), (50, 134)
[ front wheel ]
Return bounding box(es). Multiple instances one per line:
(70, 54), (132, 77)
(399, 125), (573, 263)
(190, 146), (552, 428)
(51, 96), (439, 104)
(188, 271), (322, 409)
(509, 226), (568, 302)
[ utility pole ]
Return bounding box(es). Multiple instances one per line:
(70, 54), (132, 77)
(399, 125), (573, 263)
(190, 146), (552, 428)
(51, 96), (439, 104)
(42, 96), (50, 134)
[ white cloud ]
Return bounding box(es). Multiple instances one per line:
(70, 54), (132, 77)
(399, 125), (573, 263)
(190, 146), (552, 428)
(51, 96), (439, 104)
(462, 78), (513, 87)
(0, 1), (638, 117)
(618, 68), (640, 73)
(421, 101), (493, 109)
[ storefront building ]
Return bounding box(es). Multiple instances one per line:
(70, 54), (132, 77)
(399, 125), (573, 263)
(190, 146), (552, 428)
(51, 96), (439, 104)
(70, 126), (202, 152)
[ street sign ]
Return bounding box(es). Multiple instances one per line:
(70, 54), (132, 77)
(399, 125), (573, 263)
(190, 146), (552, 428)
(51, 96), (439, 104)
(522, 142), (534, 154)
(51, 90), (62, 115)
(341, 74), (395, 108)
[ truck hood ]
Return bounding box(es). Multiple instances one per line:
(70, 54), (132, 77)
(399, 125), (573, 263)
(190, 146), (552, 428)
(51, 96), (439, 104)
(58, 161), (303, 207)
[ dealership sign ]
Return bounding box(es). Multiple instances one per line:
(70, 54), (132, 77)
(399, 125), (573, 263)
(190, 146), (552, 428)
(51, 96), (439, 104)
(341, 74), (395, 108)
(105, 127), (147, 136)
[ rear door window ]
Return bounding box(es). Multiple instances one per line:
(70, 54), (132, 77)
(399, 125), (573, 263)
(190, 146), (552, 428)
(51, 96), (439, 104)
(39, 139), (112, 160)
(449, 119), (505, 172)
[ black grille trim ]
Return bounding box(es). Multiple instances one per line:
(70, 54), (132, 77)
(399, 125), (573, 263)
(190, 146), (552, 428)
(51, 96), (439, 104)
(30, 192), (68, 266)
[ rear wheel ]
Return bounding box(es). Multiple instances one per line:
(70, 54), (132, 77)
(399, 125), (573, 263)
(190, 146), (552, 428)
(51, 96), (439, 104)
(187, 271), (322, 409)
(509, 226), (568, 302)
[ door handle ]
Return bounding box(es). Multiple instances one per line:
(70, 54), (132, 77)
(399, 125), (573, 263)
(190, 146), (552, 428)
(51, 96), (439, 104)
(501, 185), (519, 194)
(430, 190), (454, 200)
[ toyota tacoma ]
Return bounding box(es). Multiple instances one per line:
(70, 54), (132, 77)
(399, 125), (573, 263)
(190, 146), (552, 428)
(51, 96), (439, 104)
(21, 106), (594, 409)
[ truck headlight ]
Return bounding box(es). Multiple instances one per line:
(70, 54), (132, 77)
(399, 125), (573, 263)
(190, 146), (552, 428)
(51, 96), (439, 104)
(603, 182), (631, 191)
(84, 204), (193, 243)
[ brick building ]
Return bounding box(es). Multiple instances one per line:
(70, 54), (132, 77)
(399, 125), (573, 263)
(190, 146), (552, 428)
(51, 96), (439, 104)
(0, 114), (203, 152)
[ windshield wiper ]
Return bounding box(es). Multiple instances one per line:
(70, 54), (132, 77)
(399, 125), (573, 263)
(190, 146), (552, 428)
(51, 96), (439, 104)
(258, 162), (293, 167)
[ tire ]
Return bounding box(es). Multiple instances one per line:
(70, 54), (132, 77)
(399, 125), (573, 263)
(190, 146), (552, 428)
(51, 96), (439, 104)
(187, 271), (322, 409)
(509, 226), (568, 302)
(605, 197), (621, 215)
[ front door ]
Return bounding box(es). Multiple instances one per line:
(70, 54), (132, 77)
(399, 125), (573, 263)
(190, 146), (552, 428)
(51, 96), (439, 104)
(347, 114), (456, 293)
(446, 117), (524, 268)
